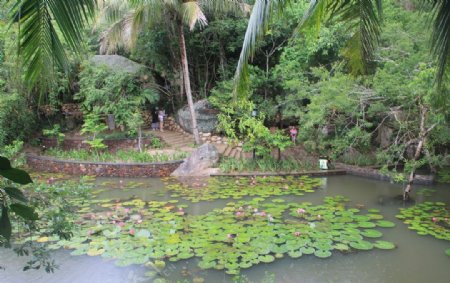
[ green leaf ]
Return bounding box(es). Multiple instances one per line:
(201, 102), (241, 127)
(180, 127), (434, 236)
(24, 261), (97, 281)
(0, 168), (33, 185)
(373, 240), (396, 250)
(0, 157), (12, 170)
(10, 203), (39, 220)
(0, 205), (12, 242)
(3, 187), (28, 202)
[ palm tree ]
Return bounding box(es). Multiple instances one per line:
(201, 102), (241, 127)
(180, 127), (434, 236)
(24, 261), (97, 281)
(11, 0), (243, 145)
(233, 0), (450, 96)
(91, 0), (244, 145)
(10, 0), (96, 86)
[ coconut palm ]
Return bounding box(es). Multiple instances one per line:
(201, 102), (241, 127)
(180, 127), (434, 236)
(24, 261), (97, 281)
(95, 0), (244, 144)
(10, 0), (97, 86)
(234, 0), (450, 95)
(11, 0), (243, 145)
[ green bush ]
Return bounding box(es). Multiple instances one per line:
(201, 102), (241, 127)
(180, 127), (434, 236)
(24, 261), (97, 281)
(0, 93), (36, 147)
(76, 64), (159, 130)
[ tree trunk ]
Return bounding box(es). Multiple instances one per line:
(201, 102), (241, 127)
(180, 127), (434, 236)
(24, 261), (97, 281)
(178, 22), (201, 145)
(403, 105), (427, 200)
(403, 137), (424, 200)
(138, 126), (142, 153)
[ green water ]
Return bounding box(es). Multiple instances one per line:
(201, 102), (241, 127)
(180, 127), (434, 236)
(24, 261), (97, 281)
(1, 175), (449, 283)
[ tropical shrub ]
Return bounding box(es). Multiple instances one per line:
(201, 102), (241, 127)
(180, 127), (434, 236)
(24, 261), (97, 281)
(76, 64), (159, 130)
(0, 93), (36, 147)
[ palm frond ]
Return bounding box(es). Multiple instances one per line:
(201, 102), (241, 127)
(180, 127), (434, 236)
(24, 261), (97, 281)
(99, 0), (168, 54)
(99, 13), (135, 54)
(181, 1), (208, 30)
(95, 0), (131, 28)
(337, 0), (382, 74)
(299, 0), (331, 34)
(302, 0), (382, 74)
(233, 0), (290, 97)
(11, 0), (96, 88)
(201, 0), (246, 16)
(429, 0), (450, 87)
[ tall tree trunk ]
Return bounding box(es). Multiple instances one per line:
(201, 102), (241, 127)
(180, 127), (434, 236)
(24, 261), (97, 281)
(178, 22), (201, 145)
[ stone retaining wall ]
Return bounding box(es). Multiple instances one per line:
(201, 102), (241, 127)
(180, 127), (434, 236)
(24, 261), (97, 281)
(26, 154), (183, 177)
(337, 163), (435, 185)
(41, 137), (154, 152)
(212, 166), (435, 185)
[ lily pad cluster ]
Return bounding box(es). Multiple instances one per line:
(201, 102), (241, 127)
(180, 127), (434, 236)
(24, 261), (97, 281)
(396, 202), (449, 242)
(165, 175), (322, 202)
(19, 190), (396, 276)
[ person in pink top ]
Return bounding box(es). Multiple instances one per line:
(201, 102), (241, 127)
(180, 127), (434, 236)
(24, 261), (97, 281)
(289, 126), (298, 144)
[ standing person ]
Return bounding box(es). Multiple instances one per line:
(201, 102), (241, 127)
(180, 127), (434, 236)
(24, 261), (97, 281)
(151, 108), (159, 131)
(158, 109), (165, 132)
(289, 126), (298, 144)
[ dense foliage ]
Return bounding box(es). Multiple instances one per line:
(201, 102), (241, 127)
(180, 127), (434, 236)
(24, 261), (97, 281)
(76, 64), (159, 129)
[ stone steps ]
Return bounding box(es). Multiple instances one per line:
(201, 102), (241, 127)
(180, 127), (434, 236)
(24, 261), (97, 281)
(218, 144), (251, 161)
(151, 129), (251, 161)
(151, 130), (195, 149)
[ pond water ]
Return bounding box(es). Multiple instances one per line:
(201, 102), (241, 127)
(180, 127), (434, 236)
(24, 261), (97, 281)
(1, 175), (449, 283)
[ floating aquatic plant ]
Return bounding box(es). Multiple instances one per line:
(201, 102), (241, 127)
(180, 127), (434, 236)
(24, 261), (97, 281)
(396, 202), (449, 241)
(164, 176), (323, 202)
(19, 192), (397, 276)
(13, 176), (399, 277)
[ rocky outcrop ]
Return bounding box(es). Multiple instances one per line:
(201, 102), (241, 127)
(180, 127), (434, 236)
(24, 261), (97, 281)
(176, 100), (219, 134)
(171, 144), (219, 176)
(90, 55), (145, 74)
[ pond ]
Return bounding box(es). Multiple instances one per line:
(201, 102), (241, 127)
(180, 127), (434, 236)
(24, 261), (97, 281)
(1, 175), (449, 283)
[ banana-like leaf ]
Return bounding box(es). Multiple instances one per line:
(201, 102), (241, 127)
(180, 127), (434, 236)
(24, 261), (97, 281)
(0, 157), (12, 170)
(0, 168), (33, 185)
(0, 206), (12, 242)
(10, 203), (39, 221)
(3, 187), (28, 203)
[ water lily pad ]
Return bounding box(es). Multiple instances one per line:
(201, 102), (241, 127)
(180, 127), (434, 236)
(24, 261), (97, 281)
(87, 248), (105, 256)
(314, 249), (332, 258)
(198, 260), (216, 270)
(349, 241), (374, 250)
(373, 241), (396, 250)
(376, 220), (396, 228)
(288, 250), (302, 258)
(258, 255), (275, 263)
(300, 247), (315, 255)
(361, 229), (383, 238)
(333, 243), (350, 252)
(36, 236), (49, 243)
(358, 222), (376, 228)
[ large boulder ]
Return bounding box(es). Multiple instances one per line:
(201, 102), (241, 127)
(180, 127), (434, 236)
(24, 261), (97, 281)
(176, 99), (219, 134)
(90, 55), (145, 74)
(171, 144), (219, 176)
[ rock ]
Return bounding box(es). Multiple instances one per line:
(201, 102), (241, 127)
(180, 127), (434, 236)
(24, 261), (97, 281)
(176, 99), (219, 133)
(377, 124), (394, 148)
(171, 144), (219, 177)
(90, 55), (146, 74)
(342, 147), (361, 162)
(203, 132), (211, 137)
